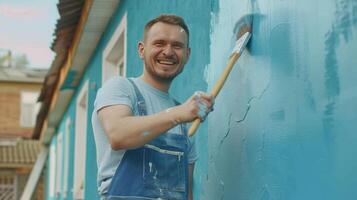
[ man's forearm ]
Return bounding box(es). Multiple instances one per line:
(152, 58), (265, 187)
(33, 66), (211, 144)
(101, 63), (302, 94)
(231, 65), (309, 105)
(101, 106), (180, 150)
(99, 91), (214, 150)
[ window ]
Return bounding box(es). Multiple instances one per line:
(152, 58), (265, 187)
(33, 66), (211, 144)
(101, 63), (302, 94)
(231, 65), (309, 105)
(102, 13), (127, 83)
(73, 81), (88, 199)
(20, 91), (40, 127)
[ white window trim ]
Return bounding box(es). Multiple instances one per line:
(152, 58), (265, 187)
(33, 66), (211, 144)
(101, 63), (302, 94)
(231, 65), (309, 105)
(49, 143), (56, 198)
(55, 132), (63, 198)
(63, 118), (71, 197)
(102, 12), (127, 84)
(73, 81), (89, 200)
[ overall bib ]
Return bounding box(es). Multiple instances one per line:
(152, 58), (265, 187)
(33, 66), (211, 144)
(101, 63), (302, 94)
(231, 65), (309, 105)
(107, 79), (189, 200)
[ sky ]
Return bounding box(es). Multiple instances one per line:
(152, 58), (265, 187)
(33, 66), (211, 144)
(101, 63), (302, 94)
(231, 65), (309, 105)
(0, 0), (59, 69)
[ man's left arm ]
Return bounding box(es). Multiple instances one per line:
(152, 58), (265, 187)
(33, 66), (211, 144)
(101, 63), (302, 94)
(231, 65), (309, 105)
(189, 163), (194, 200)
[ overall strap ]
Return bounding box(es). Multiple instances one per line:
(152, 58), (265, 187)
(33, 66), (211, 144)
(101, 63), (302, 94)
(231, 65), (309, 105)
(127, 78), (147, 116)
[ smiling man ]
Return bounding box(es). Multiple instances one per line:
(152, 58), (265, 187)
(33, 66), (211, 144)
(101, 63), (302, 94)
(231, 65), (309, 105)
(92, 14), (214, 200)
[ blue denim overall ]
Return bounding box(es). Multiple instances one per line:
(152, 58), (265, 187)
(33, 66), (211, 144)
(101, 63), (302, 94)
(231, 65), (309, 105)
(107, 79), (189, 200)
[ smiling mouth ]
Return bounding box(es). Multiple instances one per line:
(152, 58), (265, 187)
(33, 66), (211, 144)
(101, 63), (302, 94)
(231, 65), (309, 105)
(157, 59), (177, 65)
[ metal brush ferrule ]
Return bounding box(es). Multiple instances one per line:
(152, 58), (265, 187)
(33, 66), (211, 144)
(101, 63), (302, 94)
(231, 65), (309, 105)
(232, 32), (251, 55)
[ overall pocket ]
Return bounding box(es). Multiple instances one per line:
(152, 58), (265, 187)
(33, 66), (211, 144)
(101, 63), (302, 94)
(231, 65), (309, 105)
(143, 144), (185, 192)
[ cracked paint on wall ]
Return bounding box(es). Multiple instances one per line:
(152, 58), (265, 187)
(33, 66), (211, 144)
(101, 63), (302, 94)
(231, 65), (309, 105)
(195, 0), (357, 199)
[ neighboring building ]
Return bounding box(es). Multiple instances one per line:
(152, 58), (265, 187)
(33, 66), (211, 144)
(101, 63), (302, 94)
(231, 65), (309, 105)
(28, 0), (357, 200)
(0, 65), (47, 199)
(0, 66), (46, 138)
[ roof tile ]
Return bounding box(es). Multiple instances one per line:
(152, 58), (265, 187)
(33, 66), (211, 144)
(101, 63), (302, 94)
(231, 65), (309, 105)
(0, 138), (42, 168)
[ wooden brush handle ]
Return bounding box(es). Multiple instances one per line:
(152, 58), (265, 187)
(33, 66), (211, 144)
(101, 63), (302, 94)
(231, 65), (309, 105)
(188, 52), (241, 136)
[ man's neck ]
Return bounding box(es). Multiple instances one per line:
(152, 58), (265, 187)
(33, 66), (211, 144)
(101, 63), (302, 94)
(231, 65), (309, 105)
(140, 74), (172, 93)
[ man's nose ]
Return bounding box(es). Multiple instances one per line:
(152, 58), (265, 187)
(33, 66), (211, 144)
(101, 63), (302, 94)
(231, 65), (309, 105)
(162, 45), (174, 56)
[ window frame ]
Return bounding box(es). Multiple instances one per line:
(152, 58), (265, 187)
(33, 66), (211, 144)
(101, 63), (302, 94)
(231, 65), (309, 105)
(55, 132), (63, 198)
(102, 12), (127, 84)
(48, 142), (56, 198)
(20, 91), (40, 128)
(73, 81), (89, 199)
(63, 118), (71, 197)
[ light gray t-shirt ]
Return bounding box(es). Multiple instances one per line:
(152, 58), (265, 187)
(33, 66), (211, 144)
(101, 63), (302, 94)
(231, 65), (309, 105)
(92, 77), (198, 195)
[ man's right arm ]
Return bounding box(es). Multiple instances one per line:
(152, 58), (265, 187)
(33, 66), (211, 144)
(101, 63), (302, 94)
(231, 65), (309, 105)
(98, 92), (214, 150)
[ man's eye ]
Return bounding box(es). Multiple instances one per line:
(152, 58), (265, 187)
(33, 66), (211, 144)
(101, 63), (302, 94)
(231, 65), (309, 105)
(154, 42), (165, 47)
(173, 45), (183, 49)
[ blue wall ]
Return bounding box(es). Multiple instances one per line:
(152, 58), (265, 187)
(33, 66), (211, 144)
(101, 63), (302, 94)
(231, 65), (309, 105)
(46, 0), (212, 199)
(46, 0), (357, 199)
(45, 109), (76, 200)
(200, 0), (357, 199)
(79, 0), (212, 199)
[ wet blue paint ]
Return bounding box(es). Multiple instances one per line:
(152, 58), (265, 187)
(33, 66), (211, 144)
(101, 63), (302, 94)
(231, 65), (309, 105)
(200, 0), (357, 199)
(143, 131), (150, 137)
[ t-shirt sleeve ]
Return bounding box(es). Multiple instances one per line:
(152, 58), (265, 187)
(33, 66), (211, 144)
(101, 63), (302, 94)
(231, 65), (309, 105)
(94, 77), (135, 113)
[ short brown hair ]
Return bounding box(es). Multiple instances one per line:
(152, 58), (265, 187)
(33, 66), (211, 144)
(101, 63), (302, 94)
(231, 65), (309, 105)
(144, 14), (190, 46)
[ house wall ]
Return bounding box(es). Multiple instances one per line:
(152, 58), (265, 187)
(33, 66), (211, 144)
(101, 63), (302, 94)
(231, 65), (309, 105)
(81, 0), (212, 199)
(45, 0), (212, 199)
(47, 0), (357, 199)
(201, 0), (357, 199)
(45, 107), (76, 200)
(0, 82), (41, 138)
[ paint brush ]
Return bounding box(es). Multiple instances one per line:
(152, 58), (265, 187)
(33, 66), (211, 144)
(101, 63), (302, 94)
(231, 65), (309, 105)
(188, 14), (253, 137)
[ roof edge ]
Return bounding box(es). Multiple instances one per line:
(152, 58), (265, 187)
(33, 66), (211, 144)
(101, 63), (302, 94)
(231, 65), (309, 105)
(34, 0), (93, 141)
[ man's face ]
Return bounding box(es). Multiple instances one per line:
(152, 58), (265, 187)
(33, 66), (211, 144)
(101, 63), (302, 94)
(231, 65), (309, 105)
(138, 22), (190, 82)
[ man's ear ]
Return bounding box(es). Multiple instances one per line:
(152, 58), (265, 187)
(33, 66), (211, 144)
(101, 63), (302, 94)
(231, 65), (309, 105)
(138, 41), (144, 59)
(185, 47), (191, 64)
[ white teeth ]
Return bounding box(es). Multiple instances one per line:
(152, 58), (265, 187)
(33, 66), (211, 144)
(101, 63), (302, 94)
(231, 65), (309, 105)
(158, 60), (175, 65)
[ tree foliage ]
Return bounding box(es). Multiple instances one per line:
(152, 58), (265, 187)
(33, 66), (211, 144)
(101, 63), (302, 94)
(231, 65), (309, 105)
(0, 50), (30, 68)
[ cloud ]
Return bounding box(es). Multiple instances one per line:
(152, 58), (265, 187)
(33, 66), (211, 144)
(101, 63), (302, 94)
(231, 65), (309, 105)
(0, 4), (42, 19)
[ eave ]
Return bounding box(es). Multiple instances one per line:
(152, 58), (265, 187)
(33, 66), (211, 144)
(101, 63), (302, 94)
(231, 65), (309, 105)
(34, 0), (120, 144)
